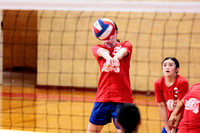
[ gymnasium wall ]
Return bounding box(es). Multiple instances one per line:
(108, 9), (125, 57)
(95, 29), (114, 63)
(37, 10), (200, 92)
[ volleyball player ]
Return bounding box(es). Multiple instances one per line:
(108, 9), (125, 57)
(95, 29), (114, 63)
(116, 103), (141, 133)
(169, 83), (200, 133)
(154, 57), (189, 133)
(87, 23), (133, 133)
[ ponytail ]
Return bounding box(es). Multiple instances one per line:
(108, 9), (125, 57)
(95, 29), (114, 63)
(113, 22), (120, 42)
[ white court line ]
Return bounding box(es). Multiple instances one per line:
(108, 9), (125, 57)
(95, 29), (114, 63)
(0, 0), (200, 13)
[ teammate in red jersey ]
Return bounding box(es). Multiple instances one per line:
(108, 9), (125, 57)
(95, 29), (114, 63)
(87, 23), (133, 133)
(169, 83), (200, 133)
(154, 57), (189, 133)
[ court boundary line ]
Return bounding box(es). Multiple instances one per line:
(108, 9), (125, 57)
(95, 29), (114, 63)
(0, 86), (157, 106)
(35, 85), (155, 96)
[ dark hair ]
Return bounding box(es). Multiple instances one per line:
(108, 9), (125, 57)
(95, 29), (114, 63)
(113, 22), (120, 42)
(113, 22), (118, 31)
(162, 57), (180, 68)
(117, 103), (140, 133)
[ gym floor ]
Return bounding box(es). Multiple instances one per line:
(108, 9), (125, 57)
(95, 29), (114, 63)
(0, 71), (161, 133)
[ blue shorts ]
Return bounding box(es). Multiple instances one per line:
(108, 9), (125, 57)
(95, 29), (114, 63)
(161, 127), (178, 133)
(89, 102), (123, 129)
(161, 127), (167, 133)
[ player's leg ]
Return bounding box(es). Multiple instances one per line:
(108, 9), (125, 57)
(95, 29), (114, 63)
(87, 122), (104, 133)
(117, 129), (121, 133)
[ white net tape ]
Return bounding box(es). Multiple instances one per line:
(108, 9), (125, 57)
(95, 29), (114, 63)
(0, 0), (200, 13)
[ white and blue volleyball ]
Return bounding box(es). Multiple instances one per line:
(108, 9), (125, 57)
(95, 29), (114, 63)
(92, 18), (116, 41)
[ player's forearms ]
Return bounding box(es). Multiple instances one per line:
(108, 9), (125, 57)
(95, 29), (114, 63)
(172, 100), (184, 116)
(159, 105), (171, 131)
(97, 48), (112, 60)
(159, 109), (168, 124)
(114, 48), (128, 60)
(161, 115), (170, 131)
(173, 113), (181, 128)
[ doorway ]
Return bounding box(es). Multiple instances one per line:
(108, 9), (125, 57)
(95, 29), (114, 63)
(2, 10), (37, 87)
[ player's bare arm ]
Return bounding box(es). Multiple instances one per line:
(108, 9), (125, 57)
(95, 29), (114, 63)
(168, 99), (184, 128)
(97, 47), (115, 68)
(158, 102), (171, 133)
(114, 48), (128, 60)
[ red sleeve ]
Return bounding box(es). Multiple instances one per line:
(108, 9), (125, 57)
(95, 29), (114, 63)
(91, 45), (101, 60)
(178, 79), (189, 100)
(183, 83), (200, 101)
(122, 41), (132, 59)
(154, 79), (164, 103)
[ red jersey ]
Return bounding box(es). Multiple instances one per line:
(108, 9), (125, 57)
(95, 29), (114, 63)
(92, 41), (133, 103)
(177, 83), (200, 133)
(154, 75), (189, 118)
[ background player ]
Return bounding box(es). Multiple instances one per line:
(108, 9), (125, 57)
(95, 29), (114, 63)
(116, 103), (141, 133)
(87, 21), (133, 133)
(169, 83), (200, 133)
(154, 57), (189, 133)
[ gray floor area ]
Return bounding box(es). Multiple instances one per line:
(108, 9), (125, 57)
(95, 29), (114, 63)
(2, 71), (36, 87)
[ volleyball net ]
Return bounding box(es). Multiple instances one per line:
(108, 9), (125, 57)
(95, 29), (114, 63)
(0, 0), (200, 133)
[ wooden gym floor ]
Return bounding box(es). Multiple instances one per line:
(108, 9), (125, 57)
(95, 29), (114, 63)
(0, 71), (162, 133)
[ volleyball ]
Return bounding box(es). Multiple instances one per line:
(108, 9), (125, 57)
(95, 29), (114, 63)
(92, 18), (116, 41)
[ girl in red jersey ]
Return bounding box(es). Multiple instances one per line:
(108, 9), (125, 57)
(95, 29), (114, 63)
(154, 57), (189, 133)
(169, 83), (200, 133)
(87, 22), (133, 133)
